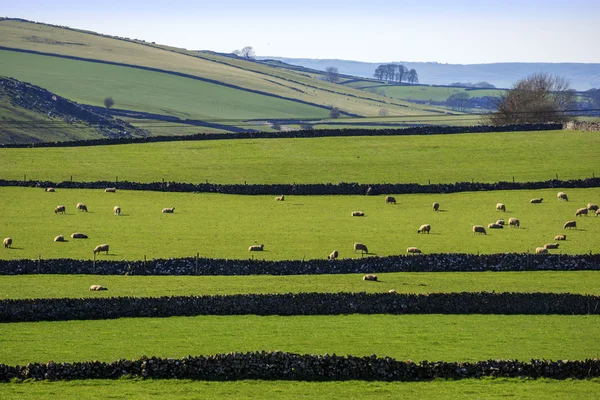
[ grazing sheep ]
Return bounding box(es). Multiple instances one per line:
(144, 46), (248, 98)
(351, 211), (365, 217)
(46, 187), (55, 192)
(71, 232), (88, 239)
(54, 235), (65, 242)
(328, 250), (339, 260)
(407, 247), (422, 254)
(162, 207), (175, 213)
(93, 244), (109, 255)
(557, 192), (568, 201)
(496, 203), (506, 212)
(3, 238), (12, 248)
(54, 205), (66, 214)
(385, 196), (396, 204)
(575, 207), (588, 217)
(417, 224), (431, 234)
(535, 247), (548, 255)
(587, 203), (599, 211)
(275, 195), (285, 201)
(596, 209), (600, 217)
(473, 225), (487, 235)
(105, 188), (116, 193)
(432, 202), (440, 211)
(530, 198), (543, 204)
(544, 243), (559, 249)
(89, 285), (108, 291)
(248, 244), (264, 251)
(496, 219), (505, 225)
(362, 274), (377, 281)
(114, 206), (121, 216)
(554, 235), (566, 241)
(508, 218), (520, 228)
(488, 223), (503, 229)
(388, 289), (397, 294)
(354, 242), (368, 254)
(76, 203), (88, 212)
(563, 220), (577, 230)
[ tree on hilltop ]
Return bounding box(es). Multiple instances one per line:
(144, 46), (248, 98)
(324, 67), (340, 83)
(234, 46), (256, 60)
(103, 97), (114, 110)
(486, 73), (575, 125)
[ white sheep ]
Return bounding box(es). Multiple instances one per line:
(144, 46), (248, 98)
(46, 187), (55, 192)
(105, 188), (116, 193)
(432, 202), (440, 211)
(93, 244), (109, 254)
(554, 235), (566, 241)
(530, 198), (543, 204)
(3, 238), (12, 248)
(351, 211), (365, 217)
(596, 209), (600, 217)
(535, 247), (548, 255)
(54, 205), (66, 214)
(488, 223), (503, 229)
(575, 208), (588, 217)
(472, 225), (486, 235)
(248, 244), (264, 251)
(587, 203), (598, 211)
(354, 243), (368, 254)
(76, 203), (88, 212)
(71, 232), (88, 239)
(54, 235), (65, 242)
(89, 285), (108, 291)
(544, 243), (559, 249)
(563, 220), (577, 230)
(508, 218), (520, 228)
(328, 250), (339, 260)
(417, 224), (430, 234)
(407, 247), (421, 254)
(385, 196), (396, 204)
(496, 203), (506, 212)
(114, 206), (121, 216)
(362, 274), (377, 281)
(496, 219), (505, 225)
(275, 195), (285, 201)
(162, 207), (175, 213)
(557, 192), (568, 201)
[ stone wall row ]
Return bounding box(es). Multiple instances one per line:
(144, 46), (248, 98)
(2, 292), (600, 323)
(1, 253), (599, 276)
(1, 352), (599, 382)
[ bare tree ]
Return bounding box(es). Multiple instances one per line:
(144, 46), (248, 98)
(103, 97), (114, 109)
(486, 73), (576, 125)
(325, 67), (340, 83)
(234, 46), (256, 60)
(329, 107), (341, 119)
(407, 69), (419, 84)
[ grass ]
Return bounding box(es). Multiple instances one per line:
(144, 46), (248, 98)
(0, 20), (444, 118)
(1, 314), (598, 364)
(2, 271), (600, 299)
(1, 130), (598, 184)
(1, 379), (600, 399)
(358, 84), (503, 102)
(2, 378), (600, 399)
(1, 187), (599, 260)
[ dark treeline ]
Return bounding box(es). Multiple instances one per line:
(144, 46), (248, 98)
(2, 253), (600, 276)
(373, 64), (419, 84)
(2, 292), (600, 323)
(0, 123), (561, 149)
(1, 352), (599, 382)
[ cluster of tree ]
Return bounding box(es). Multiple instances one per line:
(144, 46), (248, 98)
(232, 46), (255, 60)
(584, 88), (600, 106)
(373, 64), (418, 84)
(451, 81), (496, 89)
(446, 92), (471, 112)
(324, 67), (340, 83)
(486, 73), (576, 125)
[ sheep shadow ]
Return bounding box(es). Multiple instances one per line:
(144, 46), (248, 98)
(117, 214), (130, 217)
(5, 247), (24, 250)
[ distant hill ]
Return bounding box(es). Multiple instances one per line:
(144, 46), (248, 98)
(258, 57), (600, 91)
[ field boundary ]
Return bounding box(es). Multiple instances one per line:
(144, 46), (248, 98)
(2, 253), (599, 275)
(0, 123), (561, 148)
(1, 352), (599, 381)
(1, 176), (599, 195)
(2, 292), (600, 322)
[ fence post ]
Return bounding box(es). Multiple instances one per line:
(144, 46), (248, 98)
(24, 174), (26, 182)
(144, 255), (147, 274)
(195, 252), (199, 275)
(70, 175), (73, 182)
(512, 176), (515, 183)
(38, 255), (41, 274)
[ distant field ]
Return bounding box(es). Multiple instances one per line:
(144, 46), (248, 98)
(2, 378), (599, 400)
(2, 271), (600, 299)
(360, 85), (502, 102)
(0, 187), (598, 260)
(1, 130), (598, 184)
(1, 314), (598, 364)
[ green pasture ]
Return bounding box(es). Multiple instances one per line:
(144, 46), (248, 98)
(1, 314), (598, 364)
(1, 130), (598, 184)
(0, 187), (598, 260)
(0, 20), (443, 118)
(2, 271), (600, 299)
(358, 84), (502, 102)
(2, 379), (599, 400)
(0, 50), (329, 121)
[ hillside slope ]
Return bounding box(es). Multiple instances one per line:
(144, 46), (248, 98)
(0, 77), (147, 143)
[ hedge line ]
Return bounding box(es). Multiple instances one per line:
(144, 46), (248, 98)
(2, 253), (599, 276)
(2, 352), (599, 382)
(3, 176), (600, 196)
(2, 292), (599, 322)
(0, 123), (561, 148)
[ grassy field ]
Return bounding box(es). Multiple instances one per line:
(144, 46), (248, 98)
(0, 20), (445, 119)
(2, 271), (599, 299)
(1, 314), (598, 364)
(1, 187), (599, 260)
(1, 130), (598, 184)
(355, 84), (502, 102)
(2, 378), (600, 399)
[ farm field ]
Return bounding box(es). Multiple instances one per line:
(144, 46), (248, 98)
(347, 82), (503, 102)
(2, 271), (599, 299)
(1, 187), (599, 260)
(2, 378), (599, 400)
(1, 314), (598, 364)
(1, 130), (598, 184)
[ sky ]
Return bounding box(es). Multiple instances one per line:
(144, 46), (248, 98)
(4, 0), (600, 64)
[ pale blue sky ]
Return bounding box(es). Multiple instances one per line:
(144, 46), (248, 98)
(4, 0), (600, 63)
